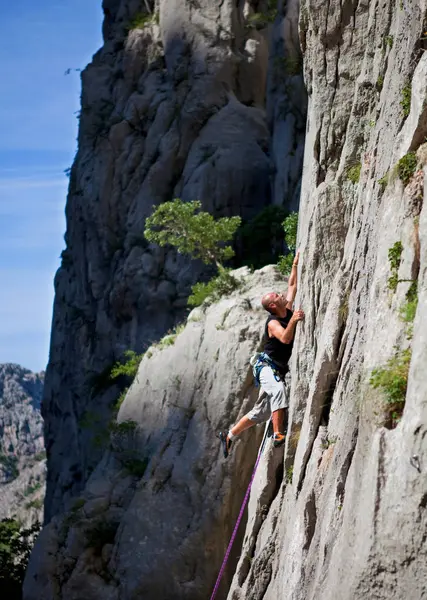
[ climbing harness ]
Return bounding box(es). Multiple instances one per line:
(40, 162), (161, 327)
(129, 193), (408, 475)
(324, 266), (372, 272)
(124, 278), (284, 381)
(209, 418), (271, 600)
(250, 352), (282, 386)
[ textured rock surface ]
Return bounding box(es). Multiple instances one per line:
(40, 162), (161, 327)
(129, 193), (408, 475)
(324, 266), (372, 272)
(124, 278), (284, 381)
(0, 364), (45, 525)
(25, 266), (285, 600)
(43, 0), (306, 520)
(227, 0), (427, 598)
(26, 0), (427, 598)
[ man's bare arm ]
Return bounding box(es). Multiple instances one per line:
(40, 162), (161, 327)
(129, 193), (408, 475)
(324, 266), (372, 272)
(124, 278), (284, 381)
(286, 250), (300, 309)
(268, 310), (305, 344)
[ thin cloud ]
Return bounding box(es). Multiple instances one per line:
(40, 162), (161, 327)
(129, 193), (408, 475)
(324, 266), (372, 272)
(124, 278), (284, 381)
(0, 177), (66, 190)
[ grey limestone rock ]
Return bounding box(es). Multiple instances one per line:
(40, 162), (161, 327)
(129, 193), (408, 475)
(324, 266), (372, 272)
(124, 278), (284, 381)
(227, 0), (427, 598)
(43, 0), (305, 520)
(24, 266), (286, 599)
(0, 364), (45, 525)
(25, 0), (427, 598)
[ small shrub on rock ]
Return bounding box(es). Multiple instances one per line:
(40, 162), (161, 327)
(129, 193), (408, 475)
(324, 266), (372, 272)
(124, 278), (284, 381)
(384, 35), (394, 48)
(399, 282), (418, 338)
(347, 163), (362, 184)
(387, 241), (403, 292)
(277, 212), (299, 276)
(246, 1), (277, 29)
(370, 347), (411, 427)
(400, 83), (411, 117)
(188, 268), (240, 307)
(0, 455), (19, 481)
(110, 350), (144, 380)
(397, 152), (417, 185)
(128, 11), (158, 30)
(145, 199), (241, 267)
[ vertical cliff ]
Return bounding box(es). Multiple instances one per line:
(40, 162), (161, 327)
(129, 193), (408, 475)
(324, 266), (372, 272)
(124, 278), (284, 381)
(43, 0), (306, 520)
(228, 0), (427, 597)
(25, 0), (427, 598)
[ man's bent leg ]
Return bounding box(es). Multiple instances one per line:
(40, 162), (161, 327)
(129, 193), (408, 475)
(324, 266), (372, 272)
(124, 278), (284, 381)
(230, 415), (256, 437)
(218, 390), (270, 458)
(259, 367), (288, 448)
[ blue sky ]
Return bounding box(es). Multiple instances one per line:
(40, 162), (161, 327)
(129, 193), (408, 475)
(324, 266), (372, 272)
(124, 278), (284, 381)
(0, 1), (103, 372)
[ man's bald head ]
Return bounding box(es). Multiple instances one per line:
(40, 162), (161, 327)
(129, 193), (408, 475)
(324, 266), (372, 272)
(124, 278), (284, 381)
(261, 292), (277, 314)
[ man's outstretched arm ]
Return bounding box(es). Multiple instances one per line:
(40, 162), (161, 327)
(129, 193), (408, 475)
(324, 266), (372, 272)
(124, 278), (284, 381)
(286, 250), (300, 309)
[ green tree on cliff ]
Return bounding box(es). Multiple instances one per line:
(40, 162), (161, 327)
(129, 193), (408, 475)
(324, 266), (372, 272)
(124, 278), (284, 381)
(144, 199), (242, 306)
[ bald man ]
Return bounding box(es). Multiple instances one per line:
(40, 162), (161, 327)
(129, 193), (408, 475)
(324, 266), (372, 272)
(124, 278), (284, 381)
(218, 251), (304, 457)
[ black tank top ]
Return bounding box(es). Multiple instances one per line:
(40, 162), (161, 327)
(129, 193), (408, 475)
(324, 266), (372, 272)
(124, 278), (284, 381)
(263, 310), (294, 375)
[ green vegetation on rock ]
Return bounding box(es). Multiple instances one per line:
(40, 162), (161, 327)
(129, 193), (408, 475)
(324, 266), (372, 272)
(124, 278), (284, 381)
(0, 454), (19, 481)
(273, 55), (303, 76)
(128, 11), (159, 30)
(145, 199), (241, 268)
(0, 518), (40, 600)
(400, 83), (411, 117)
(400, 282), (418, 339)
(246, 0), (277, 29)
(123, 457), (149, 477)
(387, 241), (403, 292)
(384, 35), (394, 48)
(25, 498), (43, 511)
(145, 199), (242, 307)
(188, 267), (240, 307)
(397, 152), (417, 185)
(110, 350), (144, 380)
(370, 347), (412, 426)
(347, 163), (362, 184)
(277, 212), (299, 276)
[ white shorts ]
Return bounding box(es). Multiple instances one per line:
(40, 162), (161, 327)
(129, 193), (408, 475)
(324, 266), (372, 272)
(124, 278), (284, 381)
(247, 366), (288, 424)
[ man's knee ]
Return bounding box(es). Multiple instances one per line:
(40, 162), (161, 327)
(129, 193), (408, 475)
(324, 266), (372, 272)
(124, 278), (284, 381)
(246, 407), (270, 424)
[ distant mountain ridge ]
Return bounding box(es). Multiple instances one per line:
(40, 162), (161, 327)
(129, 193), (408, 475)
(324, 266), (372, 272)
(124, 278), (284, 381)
(0, 363), (45, 524)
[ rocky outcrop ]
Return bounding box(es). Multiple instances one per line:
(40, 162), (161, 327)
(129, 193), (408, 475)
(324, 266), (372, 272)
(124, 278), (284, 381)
(44, 0), (306, 520)
(0, 364), (45, 525)
(25, 266), (285, 600)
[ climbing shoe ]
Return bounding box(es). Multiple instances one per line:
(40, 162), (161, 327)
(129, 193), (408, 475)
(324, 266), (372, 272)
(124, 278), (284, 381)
(218, 431), (232, 458)
(273, 432), (286, 448)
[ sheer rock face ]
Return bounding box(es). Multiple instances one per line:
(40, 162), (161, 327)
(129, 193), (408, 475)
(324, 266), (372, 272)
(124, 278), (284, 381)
(0, 364), (45, 525)
(227, 0), (427, 598)
(43, 0), (306, 520)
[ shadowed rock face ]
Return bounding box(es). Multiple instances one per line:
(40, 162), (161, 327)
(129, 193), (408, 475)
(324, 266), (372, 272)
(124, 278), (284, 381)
(42, 0), (306, 521)
(0, 364), (45, 525)
(25, 266), (287, 600)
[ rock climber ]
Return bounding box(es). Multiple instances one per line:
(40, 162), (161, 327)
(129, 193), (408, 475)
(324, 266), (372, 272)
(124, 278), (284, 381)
(218, 251), (304, 458)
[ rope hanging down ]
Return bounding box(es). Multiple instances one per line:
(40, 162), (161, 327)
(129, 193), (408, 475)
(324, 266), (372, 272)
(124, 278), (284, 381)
(209, 420), (271, 600)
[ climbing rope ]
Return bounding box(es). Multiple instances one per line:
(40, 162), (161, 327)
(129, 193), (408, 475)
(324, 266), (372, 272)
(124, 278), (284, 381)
(209, 419), (271, 600)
